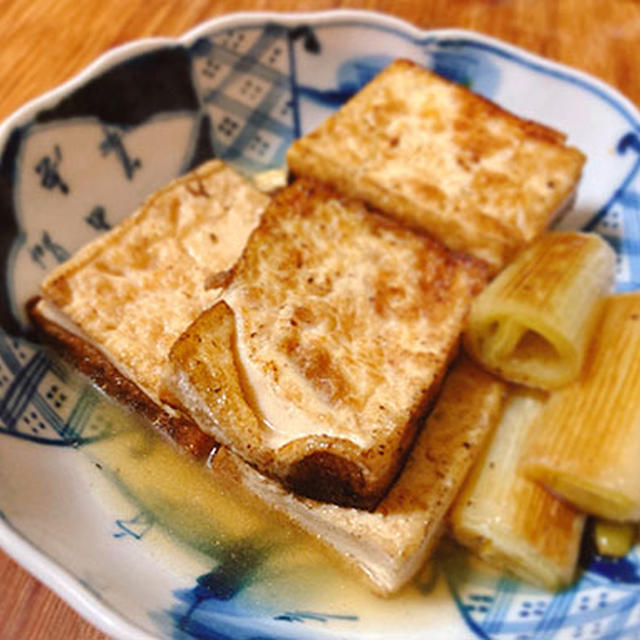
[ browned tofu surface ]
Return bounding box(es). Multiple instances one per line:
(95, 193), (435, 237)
(40, 160), (269, 405)
(29, 300), (217, 459)
(210, 357), (506, 594)
(170, 179), (487, 509)
(287, 59), (585, 270)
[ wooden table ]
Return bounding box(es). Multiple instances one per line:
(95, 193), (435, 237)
(0, 1), (638, 637)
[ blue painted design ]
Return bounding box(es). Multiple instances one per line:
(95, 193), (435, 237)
(288, 25), (321, 55)
(588, 556), (640, 585)
(617, 132), (640, 154)
(29, 230), (70, 269)
(585, 132), (640, 232)
(168, 544), (268, 638)
(36, 47), (199, 128)
(113, 511), (155, 540)
(286, 28), (302, 139)
(274, 611), (358, 623)
(617, 191), (640, 209)
(285, 26), (321, 139)
(583, 131), (640, 290)
(162, 538), (360, 638)
(76, 577), (105, 603)
(34, 144), (69, 193)
(413, 34), (639, 128)
(190, 37), (213, 58)
(427, 47), (500, 97)
(100, 126), (141, 180)
(183, 114), (216, 172)
(0, 333), (115, 446)
(190, 25), (297, 170)
(0, 349), (49, 430)
(85, 205), (111, 231)
(297, 55), (392, 109)
(337, 55), (392, 93)
(443, 545), (640, 639)
(0, 126), (23, 335)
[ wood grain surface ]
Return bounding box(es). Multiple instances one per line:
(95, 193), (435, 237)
(1, 1), (639, 638)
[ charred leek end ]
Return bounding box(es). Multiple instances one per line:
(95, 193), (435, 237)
(593, 519), (637, 557)
(451, 390), (586, 591)
(523, 292), (640, 522)
(464, 232), (615, 390)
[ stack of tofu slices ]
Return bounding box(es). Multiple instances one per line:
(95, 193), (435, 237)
(31, 60), (586, 595)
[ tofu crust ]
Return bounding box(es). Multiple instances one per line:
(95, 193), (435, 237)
(39, 159), (269, 405)
(29, 299), (216, 459)
(209, 357), (506, 594)
(287, 59), (585, 270)
(169, 179), (488, 509)
(29, 159), (268, 458)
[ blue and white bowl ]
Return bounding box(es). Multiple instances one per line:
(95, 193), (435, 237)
(1, 10), (640, 640)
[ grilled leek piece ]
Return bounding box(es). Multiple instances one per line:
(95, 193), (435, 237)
(464, 232), (615, 389)
(451, 389), (586, 590)
(523, 292), (640, 521)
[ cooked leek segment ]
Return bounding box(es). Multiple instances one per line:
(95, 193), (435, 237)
(594, 519), (637, 557)
(464, 232), (615, 389)
(451, 389), (586, 590)
(523, 292), (640, 521)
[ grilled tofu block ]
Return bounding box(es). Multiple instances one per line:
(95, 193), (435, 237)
(209, 357), (506, 595)
(31, 159), (269, 454)
(169, 178), (488, 509)
(287, 59), (585, 270)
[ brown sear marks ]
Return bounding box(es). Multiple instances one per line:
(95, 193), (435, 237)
(279, 332), (355, 408)
(368, 87), (407, 130)
(204, 268), (234, 291)
(292, 305), (315, 325)
(29, 299), (216, 459)
(167, 196), (181, 234)
(371, 268), (407, 318)
(185, 176), (211, 198)
(471, 169), (519, 211)
(415, 250), (458, 323)
(447, 69), (564, 146)
(519, 118), (566, 145)
(46, 276), (73, 307)
(405, 179), (447, 206)
(216, 177), (488, 507)
(452, 93), (514, 164)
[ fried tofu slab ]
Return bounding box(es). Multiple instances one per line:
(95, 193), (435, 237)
(31, 160), (269, 454)
(169, 179), (488, 509)
(209, 357), (506, 595)
(287, 60), (585, 270)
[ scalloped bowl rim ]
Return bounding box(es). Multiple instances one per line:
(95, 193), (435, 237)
(1, 9), (640, 640)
